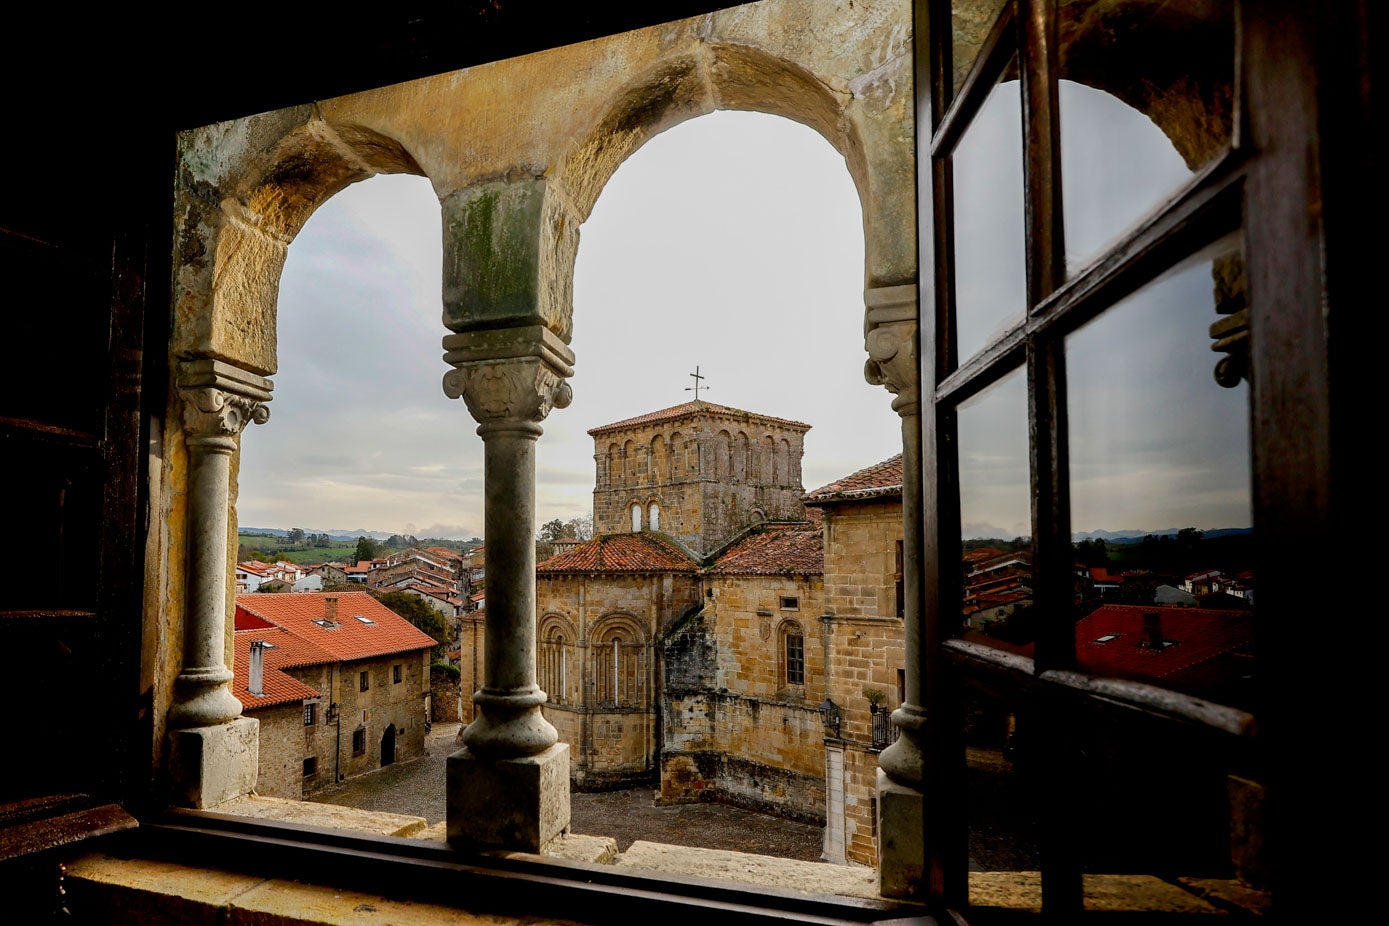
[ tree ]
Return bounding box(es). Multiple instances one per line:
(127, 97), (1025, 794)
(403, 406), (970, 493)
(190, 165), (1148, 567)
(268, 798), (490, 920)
(537, 519), (569, 543)
(374, 591), (452, 661)
(567, 514), (593, 541)
(354, 535), (379, 562)
(288, 527), (306, 547)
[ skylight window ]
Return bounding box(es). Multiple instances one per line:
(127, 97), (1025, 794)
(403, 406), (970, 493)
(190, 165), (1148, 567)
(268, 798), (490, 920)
(312, 618), (339, 628)
(1094, 633), (1119, 643)
(355, 615), (376, 625)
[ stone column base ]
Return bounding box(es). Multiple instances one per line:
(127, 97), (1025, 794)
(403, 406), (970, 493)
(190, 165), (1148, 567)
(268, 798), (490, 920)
(877, 767), (925, 900)
(447, 743), (570, 853)
(167, 717), (259, 808)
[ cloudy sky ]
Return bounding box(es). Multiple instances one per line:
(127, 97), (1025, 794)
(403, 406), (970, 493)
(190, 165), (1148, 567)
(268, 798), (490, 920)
(238, 111), (902, 540)
(239, 82), (1252, 543)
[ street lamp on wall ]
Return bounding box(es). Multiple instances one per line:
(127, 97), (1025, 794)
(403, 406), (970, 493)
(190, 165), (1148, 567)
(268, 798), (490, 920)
(818, 697), (840, 738)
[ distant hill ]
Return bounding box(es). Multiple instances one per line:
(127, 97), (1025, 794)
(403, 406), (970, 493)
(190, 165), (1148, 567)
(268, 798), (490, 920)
(241, 527), (396, 542)
(1072, 527), (1252, 544)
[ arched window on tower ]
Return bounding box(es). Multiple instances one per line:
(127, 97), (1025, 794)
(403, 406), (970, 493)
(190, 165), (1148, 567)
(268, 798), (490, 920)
(648, 501), (660, 531)
(631, 503), (642, 532)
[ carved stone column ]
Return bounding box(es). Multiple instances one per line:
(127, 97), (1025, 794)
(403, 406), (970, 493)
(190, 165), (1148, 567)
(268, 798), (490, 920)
(442, 325), (574, 852)
(862, 284), (928, 898)
(167, 359), (270, 807)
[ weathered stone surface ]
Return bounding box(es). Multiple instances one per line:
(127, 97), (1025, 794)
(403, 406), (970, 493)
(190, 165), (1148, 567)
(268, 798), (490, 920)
(447, 743), (571, 852)
(875, 768), (923, 899)
(215, 795), (427, 838)
(615, 841), (880, 899)
(167, 717), (260, 808)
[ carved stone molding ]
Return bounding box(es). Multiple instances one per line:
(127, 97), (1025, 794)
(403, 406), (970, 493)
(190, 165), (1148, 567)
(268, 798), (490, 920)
(442, 325), (575, 426)
(444, 359), (572, 426)
(178, 359), (273, 442)
(863, 284), (920, 416)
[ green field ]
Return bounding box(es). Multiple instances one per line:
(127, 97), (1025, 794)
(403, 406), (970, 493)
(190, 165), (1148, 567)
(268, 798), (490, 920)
(238, 535), (359, 565)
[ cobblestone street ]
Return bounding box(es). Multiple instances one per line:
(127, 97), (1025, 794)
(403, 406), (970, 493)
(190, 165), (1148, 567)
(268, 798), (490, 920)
(308, 722), (825, 862)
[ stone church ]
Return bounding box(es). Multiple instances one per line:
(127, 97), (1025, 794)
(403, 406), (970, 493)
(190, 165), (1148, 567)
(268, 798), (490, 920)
(513, 399), (908, 864)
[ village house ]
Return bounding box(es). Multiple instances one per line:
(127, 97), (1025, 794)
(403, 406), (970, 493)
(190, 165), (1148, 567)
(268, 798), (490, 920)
(232, 592), (438, 798)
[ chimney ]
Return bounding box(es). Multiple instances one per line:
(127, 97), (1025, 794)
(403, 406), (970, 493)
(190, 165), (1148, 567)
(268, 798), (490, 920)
(249, 640), (265, 696)
(325, 596), (338, 623)
(1142, 612), (1164, 649)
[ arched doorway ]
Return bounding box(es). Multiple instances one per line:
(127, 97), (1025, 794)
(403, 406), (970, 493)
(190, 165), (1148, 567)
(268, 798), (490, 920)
(381, 723), (397, 767)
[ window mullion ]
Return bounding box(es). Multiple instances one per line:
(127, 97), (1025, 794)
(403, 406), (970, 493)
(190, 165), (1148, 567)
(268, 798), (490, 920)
(1018, 0), (1082, 918)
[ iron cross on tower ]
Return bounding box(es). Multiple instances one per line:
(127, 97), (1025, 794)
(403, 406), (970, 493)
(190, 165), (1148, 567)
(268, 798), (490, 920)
(685, 366), (709, 401)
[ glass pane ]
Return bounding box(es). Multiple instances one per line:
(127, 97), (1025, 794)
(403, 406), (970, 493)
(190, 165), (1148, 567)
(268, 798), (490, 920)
(951, 0), (1010, 97)
(1059, 0), (1235, 272)
(953, 76), (1027, 361)
(958, 368), (1032, 647)
(1067, 233), (1254, 712)
(966, 684), (1041, 911)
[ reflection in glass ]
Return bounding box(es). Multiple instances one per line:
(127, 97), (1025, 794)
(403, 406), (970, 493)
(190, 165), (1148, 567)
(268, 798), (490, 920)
(953, 78), (1026, 362)
(1066, 234), (1252, 709)
(957, 369), (1032, 646)
(1059, 0), (1234, 272)
(951, 0), (1009, 97)
(965, 685), (1040, 909)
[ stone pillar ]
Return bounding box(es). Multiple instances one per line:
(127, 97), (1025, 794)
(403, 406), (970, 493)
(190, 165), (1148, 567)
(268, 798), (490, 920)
(862, 284), (927, 898)
(442, 325), (574, 852)
(167, 359), (271, 807)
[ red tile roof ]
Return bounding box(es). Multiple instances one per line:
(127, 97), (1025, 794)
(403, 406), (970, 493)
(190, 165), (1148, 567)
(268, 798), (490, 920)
(537, 533), (698, 573)
(231, 629), (325, 710)
(234, 591), (439, 663)
(803, 454), (903, 505)
(706, 524), (823, 576)
(1028, 605), (1253, 693)
(587, 401), (810, 437)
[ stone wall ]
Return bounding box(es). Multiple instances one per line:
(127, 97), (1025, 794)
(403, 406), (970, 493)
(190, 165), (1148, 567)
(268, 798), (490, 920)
(819, 500), (904, 620)
(430, 664), (462, 723)
(249, 703), (306, 799)
(288, 652), (429, 791)
(704, 575), (824, 700)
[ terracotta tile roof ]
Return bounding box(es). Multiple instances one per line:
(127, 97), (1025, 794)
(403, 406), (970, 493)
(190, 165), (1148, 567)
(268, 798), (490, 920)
(706, 524), (823, 576)
(234, 591), (439, 662)
(1024, 604), (1254, 691)
(803, 454), (903, 505)
(587, 401), (810, 437)
(537, 532), (698, 573)
(232, 629), (325, 709)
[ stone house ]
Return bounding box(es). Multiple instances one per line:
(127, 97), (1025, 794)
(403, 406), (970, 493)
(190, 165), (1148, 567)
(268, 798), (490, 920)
(802, 454), (906, 865)
(232, 592), (438, 797)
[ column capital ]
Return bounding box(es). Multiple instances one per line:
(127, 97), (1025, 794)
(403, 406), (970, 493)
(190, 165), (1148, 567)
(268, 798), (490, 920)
(178, 358), (273, 440)
(863, 284), (919, 417)
(442, 326), (574, 427)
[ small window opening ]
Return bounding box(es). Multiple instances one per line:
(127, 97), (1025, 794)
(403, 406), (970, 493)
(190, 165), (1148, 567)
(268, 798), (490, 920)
(780, 596), (799, 610)
(393, 663), (402, 684)
(303, 757), (317, 777)
(303, 702), (316, 726)
(359, 670), (369, 692)
(352, 727), (366, 756)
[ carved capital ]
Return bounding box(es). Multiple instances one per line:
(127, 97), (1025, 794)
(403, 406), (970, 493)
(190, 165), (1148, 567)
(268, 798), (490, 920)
(442, 325), (575, 426)
(444, 358), (573, 425)
(863, 284), (920, 416)
(177, 359), (273, 441)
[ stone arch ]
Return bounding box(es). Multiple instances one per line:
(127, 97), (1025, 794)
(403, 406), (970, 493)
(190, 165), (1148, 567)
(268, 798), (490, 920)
(775, 438), (791, 485)
(607, 442), (622, 487)
(714, 430), (732, 481)
(590, 611), (648, 644)
(539, 612), (577, 705)
(650, 434), (668, 484)
(622, 439), (637, 483)
(732, 431), (749, 483)
(551, 37), (914, 347)
(173, 113), (426, 375)
(646, 497), (662, 532)
(669, 431), (685, 479)
(760, 434), (777, 484)
(630, 500), (643, 532)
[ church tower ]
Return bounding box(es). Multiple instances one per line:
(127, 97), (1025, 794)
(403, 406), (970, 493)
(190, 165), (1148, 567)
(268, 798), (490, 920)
(588, 400), (810, 557)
